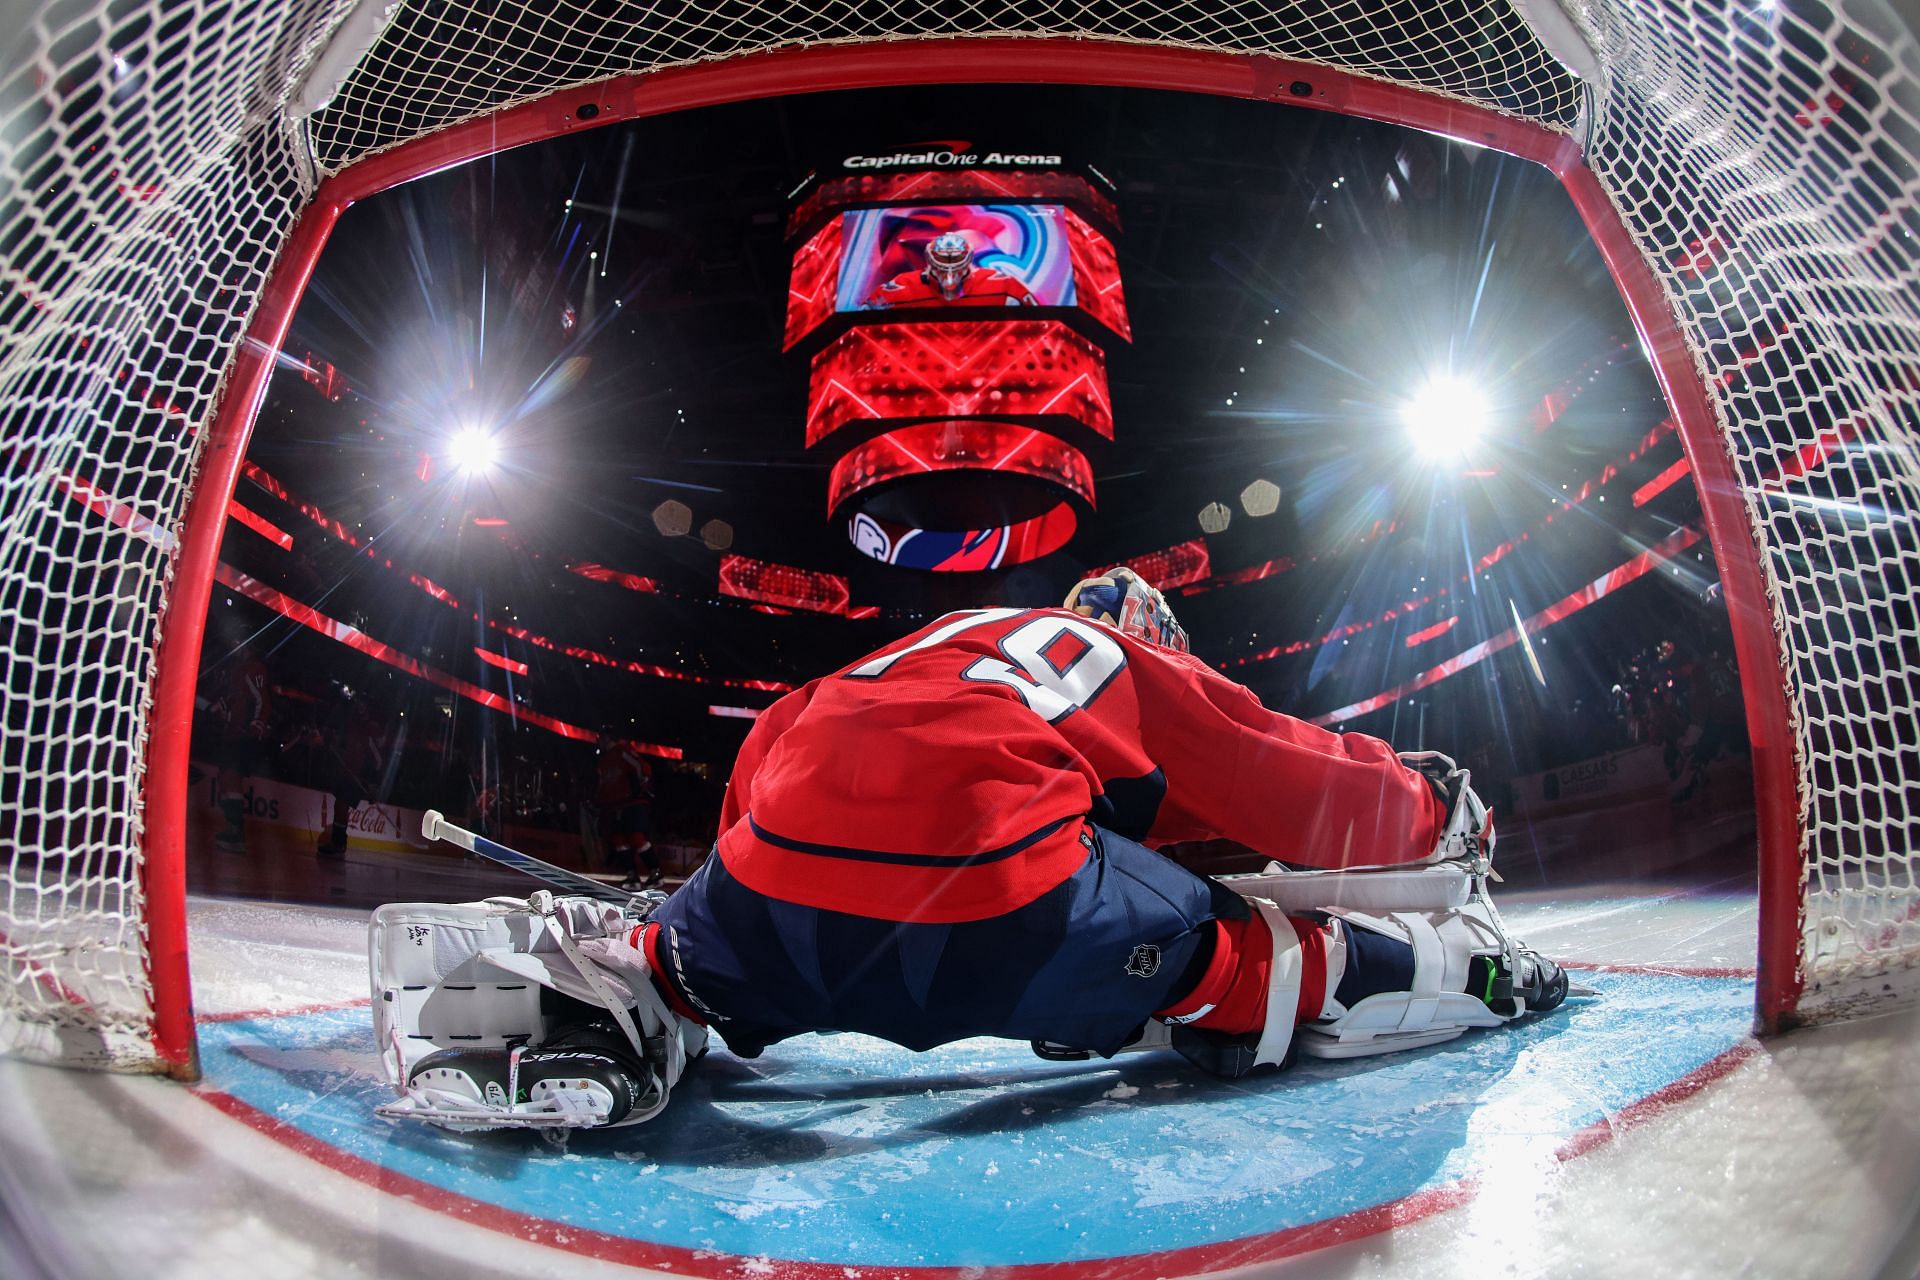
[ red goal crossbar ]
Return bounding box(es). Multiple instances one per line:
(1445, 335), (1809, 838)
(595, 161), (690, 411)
(143, 39), (1803, 1078)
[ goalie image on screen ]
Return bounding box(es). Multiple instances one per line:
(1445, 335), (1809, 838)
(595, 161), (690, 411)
(374, 568), (1574, 1135)
(843, 204), (1071, 309)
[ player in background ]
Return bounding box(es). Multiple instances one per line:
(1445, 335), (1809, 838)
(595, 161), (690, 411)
(377, 569), (1569, 1130)
(596, 734), (664, 890)
(211, 641), (273, 854)
(315, 688), (388, 860)
(866, 231), (1037, 309)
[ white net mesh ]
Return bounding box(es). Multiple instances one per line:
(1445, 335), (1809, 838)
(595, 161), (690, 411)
(1571, 0), (1920, 1014)
(0, 0), (1913, 1068)
(1, 0), (346, 1068)
(307, 0), (1584, 170)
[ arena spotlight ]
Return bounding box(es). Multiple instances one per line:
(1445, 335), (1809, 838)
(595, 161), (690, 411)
(447, 426), (500, 475)
(1198, 501), (1232, 535)
(1399, 375), (1491, 459)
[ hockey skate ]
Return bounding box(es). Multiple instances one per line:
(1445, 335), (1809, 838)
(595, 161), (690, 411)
(398, 1023), (658, 1131)
(369, 890), (706, 1134)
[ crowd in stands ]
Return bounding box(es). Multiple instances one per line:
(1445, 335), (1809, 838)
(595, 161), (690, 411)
(193, 634), (728, 861)
(1534, 630), (1748, 798)
(197, 577), (1752, 877)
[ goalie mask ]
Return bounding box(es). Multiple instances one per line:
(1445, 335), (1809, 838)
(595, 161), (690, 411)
(1064, 565), (1190, 654)
(924, 232), (974, 299)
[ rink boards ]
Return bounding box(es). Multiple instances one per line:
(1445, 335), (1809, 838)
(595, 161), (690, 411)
(195, 966), (1754, 1275)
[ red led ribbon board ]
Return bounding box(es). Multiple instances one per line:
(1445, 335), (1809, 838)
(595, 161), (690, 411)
(827, 420), (1094, 514)
(784, 217), (842, 349)
(1064, 208), (1129, 341)
(791, 169), (1118, 241)
(717, 554), (852, 615)
(1098, 539), (1211, 591)
(806, 320), (1112, 446)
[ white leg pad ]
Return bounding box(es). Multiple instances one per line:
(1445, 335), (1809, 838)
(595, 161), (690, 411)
(369, 895), (705, 1130)
(1248, 898), (1304, 1069)
(1217, 863), (1473, 913)
(1295, 906), (1511, 1060)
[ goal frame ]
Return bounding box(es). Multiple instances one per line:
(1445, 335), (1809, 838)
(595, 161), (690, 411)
(143, 39), (1802, 1080)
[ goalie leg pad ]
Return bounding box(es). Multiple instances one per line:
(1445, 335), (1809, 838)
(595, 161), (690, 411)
(1297, 903), (1553, 1060)
(370, 894), (705, 1133)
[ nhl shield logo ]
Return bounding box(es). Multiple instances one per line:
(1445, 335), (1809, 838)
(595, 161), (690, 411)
(1124, 944), (1161, 979)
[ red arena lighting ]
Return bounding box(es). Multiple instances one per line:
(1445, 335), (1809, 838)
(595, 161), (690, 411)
(717, 554), (853, 614)
(1097, 539), (1211, 591)
(826, 420), (1095, 514)
(805, 319), (1114, 447)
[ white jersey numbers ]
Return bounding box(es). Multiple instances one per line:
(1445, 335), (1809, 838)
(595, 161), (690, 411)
(846, 608), (1126, 724)
(962, 615), (1127, 722)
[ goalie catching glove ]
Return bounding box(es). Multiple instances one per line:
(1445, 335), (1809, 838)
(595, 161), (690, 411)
(369, 891), (706, 1133)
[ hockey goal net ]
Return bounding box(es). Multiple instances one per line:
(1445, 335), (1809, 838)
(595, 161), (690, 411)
(1, 0), (1915, 1077)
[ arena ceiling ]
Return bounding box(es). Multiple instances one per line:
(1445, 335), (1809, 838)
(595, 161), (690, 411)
(233, 81), (1686, 759)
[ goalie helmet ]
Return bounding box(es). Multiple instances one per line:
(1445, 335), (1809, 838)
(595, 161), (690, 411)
(924, 232), (974, 298)
(1064, 565), (1190, 654)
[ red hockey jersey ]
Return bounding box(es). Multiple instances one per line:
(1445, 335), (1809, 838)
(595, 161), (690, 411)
(595, 743), (653, 808)
(866, 268), (1035, 308)
(717, 607), (1445, 923)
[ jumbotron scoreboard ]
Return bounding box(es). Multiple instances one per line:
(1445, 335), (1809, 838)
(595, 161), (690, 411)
(785, 147), (1130, 572)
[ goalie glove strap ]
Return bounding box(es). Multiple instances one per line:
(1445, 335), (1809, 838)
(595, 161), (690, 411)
(543, 901), (654, 1070)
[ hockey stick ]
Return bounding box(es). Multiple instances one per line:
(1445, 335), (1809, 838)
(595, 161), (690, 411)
(421, 809), (638, 905)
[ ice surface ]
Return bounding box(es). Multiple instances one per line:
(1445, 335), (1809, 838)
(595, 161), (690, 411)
(0, 885), (1914, 1279)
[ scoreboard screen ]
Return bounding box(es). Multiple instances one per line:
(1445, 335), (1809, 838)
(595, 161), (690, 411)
(841, 203), (1074, 311)
(786, 203), (1127, 347)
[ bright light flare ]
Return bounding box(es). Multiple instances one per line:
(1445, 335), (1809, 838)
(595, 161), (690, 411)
(447, 426), (500, 475)
(1399, 376), (1491, 460)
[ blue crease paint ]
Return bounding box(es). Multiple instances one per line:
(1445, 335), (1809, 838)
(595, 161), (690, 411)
(200, 970), (1752, 1268)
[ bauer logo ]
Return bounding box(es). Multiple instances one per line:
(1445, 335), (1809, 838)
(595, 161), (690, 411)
(1125, 944), (1161, 979)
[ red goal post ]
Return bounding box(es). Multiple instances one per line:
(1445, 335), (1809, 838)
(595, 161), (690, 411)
(2, 1), (1914, 1080)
